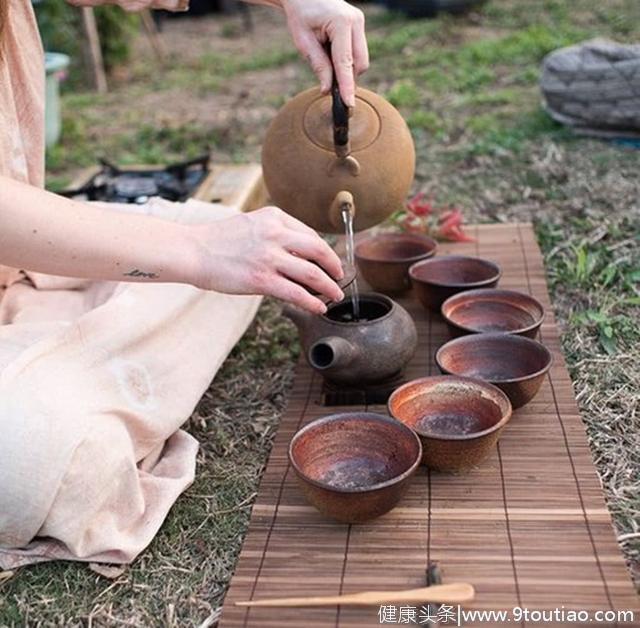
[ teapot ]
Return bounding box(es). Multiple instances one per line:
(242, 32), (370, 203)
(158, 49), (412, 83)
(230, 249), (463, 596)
(283, 293), (417, 386)
(262, 83), (416, 234)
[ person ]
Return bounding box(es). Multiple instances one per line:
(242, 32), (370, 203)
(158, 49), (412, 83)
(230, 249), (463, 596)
(0, 0), (368, 568)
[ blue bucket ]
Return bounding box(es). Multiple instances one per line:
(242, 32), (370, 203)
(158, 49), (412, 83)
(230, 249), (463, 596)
(44, 52), (70, 148)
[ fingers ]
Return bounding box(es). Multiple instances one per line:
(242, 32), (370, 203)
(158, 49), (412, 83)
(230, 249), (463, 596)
(282, 230), (345, 282)
(262, 207), (344, 281)
(276, 253), (344, 303)
(351, 11), (370, 76)
(330, 23), (356, 107)
(268, 276), (329, 315)
(296, 29), (333, 94)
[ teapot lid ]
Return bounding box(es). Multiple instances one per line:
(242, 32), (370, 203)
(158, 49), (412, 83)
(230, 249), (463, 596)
(302, 94), (382, 154)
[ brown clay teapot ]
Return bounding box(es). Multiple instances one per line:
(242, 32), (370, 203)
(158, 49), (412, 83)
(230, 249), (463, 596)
(262, 84), (416, 234)
(283, 293), (417, 386)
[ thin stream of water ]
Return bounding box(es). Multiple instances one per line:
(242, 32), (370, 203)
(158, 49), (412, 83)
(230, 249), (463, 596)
(342, 209), (360, 320)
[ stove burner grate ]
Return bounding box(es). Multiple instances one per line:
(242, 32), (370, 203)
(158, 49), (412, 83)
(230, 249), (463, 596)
(60, 155), (211, 203)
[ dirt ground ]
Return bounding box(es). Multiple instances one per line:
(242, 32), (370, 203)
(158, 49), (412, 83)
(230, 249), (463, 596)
(1, 1), (639, 625)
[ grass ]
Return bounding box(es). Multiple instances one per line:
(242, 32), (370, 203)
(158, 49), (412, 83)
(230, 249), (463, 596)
(2, 0), (640, 624)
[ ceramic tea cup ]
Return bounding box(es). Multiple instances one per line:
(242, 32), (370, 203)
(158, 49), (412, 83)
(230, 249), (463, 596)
(441, 288), (545, 338)
(410, 255), (501, 312)
(289, 412), (422, 523)
(388, 375), (512, 472)
(435, 333), (553, 408)
(355, 232), (437, 294)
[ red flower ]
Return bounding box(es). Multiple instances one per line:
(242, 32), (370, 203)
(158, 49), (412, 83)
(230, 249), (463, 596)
(437, 208), (475, 242)
(406, 192), (433, 217)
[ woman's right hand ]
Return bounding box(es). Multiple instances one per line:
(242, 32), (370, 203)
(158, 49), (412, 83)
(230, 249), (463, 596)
(189, 206), (345, 314)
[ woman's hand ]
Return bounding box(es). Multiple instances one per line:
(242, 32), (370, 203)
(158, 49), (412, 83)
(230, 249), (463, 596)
(282, 0), (369, 107)
(245, 0), (369, 107)
(190, 206), (345, 314)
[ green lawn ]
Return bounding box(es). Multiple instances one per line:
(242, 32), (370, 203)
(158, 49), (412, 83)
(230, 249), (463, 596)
(1, 0), (639, 625)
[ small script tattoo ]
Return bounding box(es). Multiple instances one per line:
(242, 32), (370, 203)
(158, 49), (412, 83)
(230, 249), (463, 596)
(123, 268), (159, 279)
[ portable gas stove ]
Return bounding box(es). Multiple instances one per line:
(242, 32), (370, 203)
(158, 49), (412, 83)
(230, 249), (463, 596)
(61, 155), (214, 204)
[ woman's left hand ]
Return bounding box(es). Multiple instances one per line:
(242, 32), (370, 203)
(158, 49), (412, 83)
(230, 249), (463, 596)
(280, 0), (369, 107)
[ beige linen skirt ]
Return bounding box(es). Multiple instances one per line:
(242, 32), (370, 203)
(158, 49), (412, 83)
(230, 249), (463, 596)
(0, 198), (261, 569)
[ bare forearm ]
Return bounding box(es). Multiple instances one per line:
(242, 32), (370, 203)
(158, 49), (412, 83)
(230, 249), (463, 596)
(0, 176), (196, 284)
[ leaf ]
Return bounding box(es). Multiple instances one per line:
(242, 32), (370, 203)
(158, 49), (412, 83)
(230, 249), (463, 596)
(627, 268), (640, 283)
(89, 563), (127, 579)
(584, 310), (607, 324)
(598, 328), (617, 355)
(599, 264), (617, 287)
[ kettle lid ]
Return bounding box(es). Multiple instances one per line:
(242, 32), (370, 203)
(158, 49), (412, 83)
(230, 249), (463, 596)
(302, 94), (382, 154)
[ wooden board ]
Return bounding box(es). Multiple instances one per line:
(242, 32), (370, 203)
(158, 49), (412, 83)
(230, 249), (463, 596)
(220, 223), (639, 627)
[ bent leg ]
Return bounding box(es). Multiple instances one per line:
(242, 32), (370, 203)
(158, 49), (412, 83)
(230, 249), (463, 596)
(0, 202), (262, 568)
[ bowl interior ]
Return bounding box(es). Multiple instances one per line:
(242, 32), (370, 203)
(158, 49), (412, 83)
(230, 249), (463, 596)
(443, 290), (543, 333)
(411, 256), (500, 287)
(356, 234), (436, 263)
(389, 378), (509, 439)
(437, 334), (552, 381)
(290, 414), (420, 491)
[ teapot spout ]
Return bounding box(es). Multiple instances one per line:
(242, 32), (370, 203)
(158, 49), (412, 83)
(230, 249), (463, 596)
(308, 336), (358, 372)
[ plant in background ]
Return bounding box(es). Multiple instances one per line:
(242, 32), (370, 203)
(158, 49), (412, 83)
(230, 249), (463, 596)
(35, 0), (138, 83)
(393, 192), (475, 242)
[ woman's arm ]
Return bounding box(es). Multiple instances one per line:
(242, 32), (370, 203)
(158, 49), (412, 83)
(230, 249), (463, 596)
(241, 0), (368, 107)
(0, 175), (343, 313)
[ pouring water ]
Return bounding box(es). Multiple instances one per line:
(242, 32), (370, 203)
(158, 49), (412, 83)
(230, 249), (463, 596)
(342, 209), (360, 321)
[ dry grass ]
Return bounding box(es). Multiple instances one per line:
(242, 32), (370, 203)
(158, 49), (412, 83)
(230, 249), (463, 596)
(1, 0), (639, 625)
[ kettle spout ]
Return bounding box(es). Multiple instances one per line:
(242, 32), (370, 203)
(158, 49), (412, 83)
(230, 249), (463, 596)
(309, 336), (358, 371)
(329, 190), (356, 230)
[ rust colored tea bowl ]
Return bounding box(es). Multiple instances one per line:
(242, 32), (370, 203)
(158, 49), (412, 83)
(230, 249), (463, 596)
(435, 333), (553, 409)
(355, 232), (437, 294)
(388, 376), (512, 472)
(441, 288), (545, 338)
(409, 255), (501, 312)
(289, 412), (422, 523)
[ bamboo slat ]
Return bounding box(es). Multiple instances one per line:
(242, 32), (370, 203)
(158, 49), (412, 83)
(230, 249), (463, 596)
(220, 223), (639, 627)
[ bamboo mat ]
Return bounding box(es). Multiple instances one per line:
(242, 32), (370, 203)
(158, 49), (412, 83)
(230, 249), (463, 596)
(220, 223), (639, 627)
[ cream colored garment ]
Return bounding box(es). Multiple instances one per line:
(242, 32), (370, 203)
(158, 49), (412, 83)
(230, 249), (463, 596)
(0, 0), (261, 568)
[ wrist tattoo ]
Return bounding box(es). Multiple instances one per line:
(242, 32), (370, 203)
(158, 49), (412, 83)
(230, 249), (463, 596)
(123, 268), (159, 279)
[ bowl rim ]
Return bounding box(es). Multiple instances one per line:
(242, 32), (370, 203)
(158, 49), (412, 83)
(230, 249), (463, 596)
(440, 288), (545, 336)
(435, 333), (554, 384)
(355, 232), (438, 265)
(409, 254), (502, 288)
(387, 375), (512, 441)
(288, 412), (423, 493)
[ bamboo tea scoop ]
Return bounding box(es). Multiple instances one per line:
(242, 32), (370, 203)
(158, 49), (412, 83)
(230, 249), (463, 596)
(235, 582), (474, 608)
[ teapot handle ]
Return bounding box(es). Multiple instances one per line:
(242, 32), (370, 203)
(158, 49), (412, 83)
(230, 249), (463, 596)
(325, 42), (351, 159)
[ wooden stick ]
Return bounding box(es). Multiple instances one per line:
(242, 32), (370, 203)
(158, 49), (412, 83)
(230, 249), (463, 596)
(140, 10), (166, 63)
(80, 7), (107, 94)
(235, 583), (475, 608)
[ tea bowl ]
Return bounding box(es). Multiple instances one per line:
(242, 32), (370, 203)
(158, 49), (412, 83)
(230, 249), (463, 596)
(388, 376), (512, 472)
(435, 333), (553, 408)
(409, 255), (501, 312)
(441, 288), (545, 338)
(289, 412), (422, 523)
(355, 232), (437, 294)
